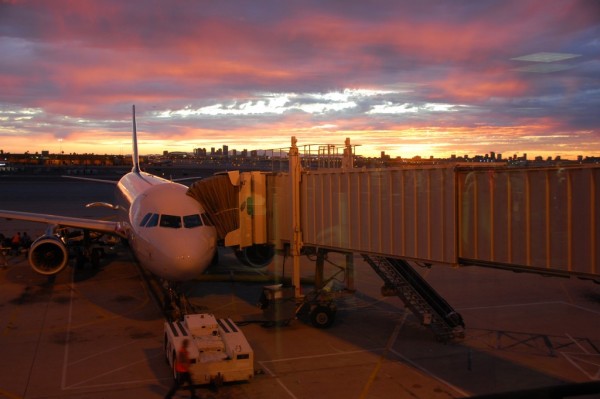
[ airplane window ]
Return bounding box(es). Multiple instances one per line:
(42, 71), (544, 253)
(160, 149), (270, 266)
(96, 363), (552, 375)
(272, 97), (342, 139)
(139, 212), (152, 227)
(160, 214), (182, 228)
(183, 214), (202, 228)
(201, 213), (214, 226)
(146, 213), (159, 227)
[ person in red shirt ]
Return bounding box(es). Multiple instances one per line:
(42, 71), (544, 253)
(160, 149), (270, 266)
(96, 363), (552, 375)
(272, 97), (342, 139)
(10, 232), (21, 256)
(165, 339), (197, 399)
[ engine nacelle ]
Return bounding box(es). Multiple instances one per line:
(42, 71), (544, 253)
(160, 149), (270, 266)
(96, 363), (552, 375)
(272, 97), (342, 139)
(28, 235), (69, 275)
(235, 244), (275, 268)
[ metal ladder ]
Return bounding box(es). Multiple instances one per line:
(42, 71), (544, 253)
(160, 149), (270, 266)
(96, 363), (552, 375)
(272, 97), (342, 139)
(362, 255), (465, 341)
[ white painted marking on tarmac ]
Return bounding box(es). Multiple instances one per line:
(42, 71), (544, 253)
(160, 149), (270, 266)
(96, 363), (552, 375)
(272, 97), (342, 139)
(459, 300), (600, 316)
(560, 333), (600, 380)
(459, 302), (600, 383)
(60, 272), (76, 390)
(258, 343), (470, 399)
(260, 348), (382, 364)
(389, 348), (471, 397)
(359, 312), (407, 399)
(257, 361), (298, 399)
(24, 291), (52, 399)
(459, 300), (565, 311)
(257, 349), (383, 399)
(59, 264), (166, 392)
(65, 353), (165, 389)
(65, 377), (173, 391)
(566, 333), (591, 355)
(66, 340), (135, 367)
(560, 352), (600, 380)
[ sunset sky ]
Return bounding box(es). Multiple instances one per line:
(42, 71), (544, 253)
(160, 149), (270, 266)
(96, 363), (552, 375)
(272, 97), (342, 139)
(1, 0), (599, 159)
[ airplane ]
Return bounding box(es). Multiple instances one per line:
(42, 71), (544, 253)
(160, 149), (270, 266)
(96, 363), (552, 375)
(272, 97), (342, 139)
(0, 106), (218, 282)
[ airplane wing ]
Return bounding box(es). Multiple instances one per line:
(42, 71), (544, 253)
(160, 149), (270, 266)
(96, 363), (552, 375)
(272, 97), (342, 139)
(0, 210), (127, 238)
(61, 175), (119, 184)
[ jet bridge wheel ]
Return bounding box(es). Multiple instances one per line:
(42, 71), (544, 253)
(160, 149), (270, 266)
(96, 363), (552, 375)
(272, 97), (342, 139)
(309, 305), (336, 329)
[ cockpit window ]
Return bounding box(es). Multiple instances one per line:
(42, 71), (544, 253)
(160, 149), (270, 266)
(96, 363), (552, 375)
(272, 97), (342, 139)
(139, 212), (152, 227)
(201, 213), (214, 226)
(146, 213), (159, 227)
(183, 214), (202, 228)
(140, 213), (210, 229)
(160, 214), (182, 228)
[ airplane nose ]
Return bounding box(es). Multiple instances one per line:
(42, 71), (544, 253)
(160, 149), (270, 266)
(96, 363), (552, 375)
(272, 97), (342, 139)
(160, 233), (216, 280)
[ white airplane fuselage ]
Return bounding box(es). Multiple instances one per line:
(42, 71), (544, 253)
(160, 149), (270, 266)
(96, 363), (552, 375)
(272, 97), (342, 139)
(116, 171), (217, 281)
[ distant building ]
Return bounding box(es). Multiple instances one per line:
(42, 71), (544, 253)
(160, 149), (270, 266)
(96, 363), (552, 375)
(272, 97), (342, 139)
(194, 148), (207, 157)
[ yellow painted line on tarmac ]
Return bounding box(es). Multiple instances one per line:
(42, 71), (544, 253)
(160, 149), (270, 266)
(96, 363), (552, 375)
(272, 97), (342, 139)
(0, 388), (22, 399)
(389, 349), (471, 397)
(358, 312), (406, 399)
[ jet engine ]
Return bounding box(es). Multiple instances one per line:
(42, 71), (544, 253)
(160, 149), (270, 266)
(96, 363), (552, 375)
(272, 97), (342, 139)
(28, 235), (69, 275)
(235, 244), (275, 268)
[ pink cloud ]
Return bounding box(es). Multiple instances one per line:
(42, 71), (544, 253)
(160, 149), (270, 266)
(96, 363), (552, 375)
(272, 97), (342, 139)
(0, 1), (598, 158)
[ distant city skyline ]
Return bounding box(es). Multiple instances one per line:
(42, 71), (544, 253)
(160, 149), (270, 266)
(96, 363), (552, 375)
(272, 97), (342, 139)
(2, 141), (598, 164)
(1, 1), (599, 159)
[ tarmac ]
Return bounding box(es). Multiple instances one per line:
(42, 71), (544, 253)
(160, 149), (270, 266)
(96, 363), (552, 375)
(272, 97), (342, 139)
(1, 177), (600, 398)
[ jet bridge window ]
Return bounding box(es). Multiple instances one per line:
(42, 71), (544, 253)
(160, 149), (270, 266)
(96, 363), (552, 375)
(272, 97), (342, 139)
(160, 214), (182, 228)
(183, 214), (203, 228)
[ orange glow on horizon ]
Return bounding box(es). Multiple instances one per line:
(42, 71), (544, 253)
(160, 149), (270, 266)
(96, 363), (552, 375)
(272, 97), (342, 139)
(1, 123), (596, 161)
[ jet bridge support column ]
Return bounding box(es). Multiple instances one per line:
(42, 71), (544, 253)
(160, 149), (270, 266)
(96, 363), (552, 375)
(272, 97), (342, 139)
(290, 136), (303, 298)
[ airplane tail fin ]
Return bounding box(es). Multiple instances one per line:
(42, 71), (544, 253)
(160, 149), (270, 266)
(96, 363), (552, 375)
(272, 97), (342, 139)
(132, 105), (141, 174)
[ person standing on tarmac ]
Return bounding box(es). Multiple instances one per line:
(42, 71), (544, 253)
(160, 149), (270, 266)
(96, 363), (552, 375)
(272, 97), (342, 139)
(165, 338), (197, 399)
(20, 232), (32, 256)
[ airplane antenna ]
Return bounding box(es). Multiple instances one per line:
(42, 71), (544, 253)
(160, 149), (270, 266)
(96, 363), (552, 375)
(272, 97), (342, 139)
(132, 105), (141, 174)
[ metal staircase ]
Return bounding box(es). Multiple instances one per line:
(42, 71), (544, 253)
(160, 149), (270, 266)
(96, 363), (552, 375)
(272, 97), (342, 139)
(362, 255), (465, 341)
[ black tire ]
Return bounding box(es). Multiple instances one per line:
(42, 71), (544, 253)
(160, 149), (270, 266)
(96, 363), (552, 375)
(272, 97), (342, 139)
(310, 305), (335, 329)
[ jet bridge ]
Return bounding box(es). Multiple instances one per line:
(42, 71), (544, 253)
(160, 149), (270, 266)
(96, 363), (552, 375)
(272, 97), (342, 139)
(265, 163), (599, 279)
(188, 137), (599, 339)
